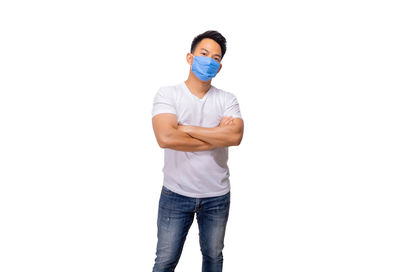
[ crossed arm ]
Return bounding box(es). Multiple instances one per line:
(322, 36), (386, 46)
(152, 113), (244, 152)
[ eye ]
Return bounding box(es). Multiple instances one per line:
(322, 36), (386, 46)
(201, 52), (207, 55)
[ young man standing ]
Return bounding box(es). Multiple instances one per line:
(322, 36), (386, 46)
(151, 30), (244, 272)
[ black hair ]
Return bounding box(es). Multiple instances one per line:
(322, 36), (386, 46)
(190, 30), (227, 59)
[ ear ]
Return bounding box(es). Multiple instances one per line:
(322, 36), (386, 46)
(186, 53), (193, 65)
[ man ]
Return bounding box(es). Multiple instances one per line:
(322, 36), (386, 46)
(151, 30), (244, 272)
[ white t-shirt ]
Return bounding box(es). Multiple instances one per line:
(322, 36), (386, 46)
(151, 82), (242, 198)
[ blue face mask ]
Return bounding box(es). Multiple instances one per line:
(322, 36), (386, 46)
(191, 54), (221, 81)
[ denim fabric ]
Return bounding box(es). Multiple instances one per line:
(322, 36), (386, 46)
(152, 186), (230, 272)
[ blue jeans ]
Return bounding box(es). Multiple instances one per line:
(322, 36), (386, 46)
(152, 186), (231, 272)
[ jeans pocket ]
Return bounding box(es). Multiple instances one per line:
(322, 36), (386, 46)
(161, 186), (174, 196)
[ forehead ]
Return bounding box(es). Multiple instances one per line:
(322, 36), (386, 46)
(195, 38), (222, 55)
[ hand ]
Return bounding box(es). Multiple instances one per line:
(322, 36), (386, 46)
(177, 123), (192, 134)
(218, 116), (234, 128)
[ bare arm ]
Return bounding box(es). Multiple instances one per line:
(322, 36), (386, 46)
(178, 116), (244, 148)
(152, 113), (215, 152)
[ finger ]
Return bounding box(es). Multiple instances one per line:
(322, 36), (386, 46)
(219, 116), (229, 125)
(220, 120), (232, 127)
(222, 118), (232, 126)
(225, 116), (233, 125)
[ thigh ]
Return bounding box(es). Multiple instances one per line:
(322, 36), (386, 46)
(155, 187), (196, 261)
(196, 192), (230, 253)
(157, 187), (195, 234)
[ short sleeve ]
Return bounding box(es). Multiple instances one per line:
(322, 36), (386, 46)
(223, 93), (242, 119)
(151, 87), (176, 117)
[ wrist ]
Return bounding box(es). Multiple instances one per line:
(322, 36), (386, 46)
(180, 125), (193, 134)
(178, 124), (193, 134)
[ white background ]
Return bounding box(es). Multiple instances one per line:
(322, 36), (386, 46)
(1, 0), (399, 271)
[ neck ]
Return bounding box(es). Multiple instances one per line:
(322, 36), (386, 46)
(184, 71), (212, 98)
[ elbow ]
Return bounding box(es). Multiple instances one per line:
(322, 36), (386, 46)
(232, 140), (241, 146)
(158, 140), (167, 149)
(232, 134), (243, 146)
(157, 137), (169, 148)
(157, 133), (173, 148)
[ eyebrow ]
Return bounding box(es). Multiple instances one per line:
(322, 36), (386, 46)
(200, 48), (222, 59)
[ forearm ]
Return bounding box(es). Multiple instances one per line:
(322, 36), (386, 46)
(160, 129), (215, 152)
(183, 125), (240, 147)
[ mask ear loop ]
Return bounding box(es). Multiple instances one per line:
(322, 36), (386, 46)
(189, 53), (195, 70)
